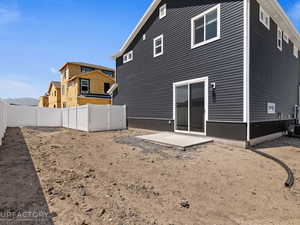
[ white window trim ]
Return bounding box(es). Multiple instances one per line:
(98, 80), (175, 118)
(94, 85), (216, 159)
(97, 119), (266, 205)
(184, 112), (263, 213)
(259, 6), (270, 30)
(294, 45), (299, 58)
(277, 27), (282, 51)
(123, 50), (133, 63)
(267, 103), (276, 114)
(153, 34), (164, 58)
(159, 4), (166, 19)
(191, 4), (221, 49)
(283, 32), (289, 43)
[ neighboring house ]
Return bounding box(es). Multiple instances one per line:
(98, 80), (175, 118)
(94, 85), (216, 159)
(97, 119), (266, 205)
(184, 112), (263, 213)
(59, 62), (115, 108)
(112, 0), (300, 145)
(48, 81), (61, 108)
(38, 95), (49, 108)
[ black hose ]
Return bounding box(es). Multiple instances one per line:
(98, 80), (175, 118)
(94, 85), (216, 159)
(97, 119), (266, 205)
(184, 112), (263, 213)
(249, 149), (294, 188)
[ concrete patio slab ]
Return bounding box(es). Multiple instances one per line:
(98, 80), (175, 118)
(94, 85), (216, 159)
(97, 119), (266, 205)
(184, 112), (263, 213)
(137, 132), (213, 149)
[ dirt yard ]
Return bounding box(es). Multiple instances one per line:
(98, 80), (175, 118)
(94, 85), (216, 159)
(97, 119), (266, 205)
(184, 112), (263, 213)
(0, 127), (300, 225)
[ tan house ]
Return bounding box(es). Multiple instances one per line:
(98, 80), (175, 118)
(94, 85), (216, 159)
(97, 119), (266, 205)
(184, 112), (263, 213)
(59, 62), (115, 108)
(38, 95), (49, 108)
(48, 81), (61, 108)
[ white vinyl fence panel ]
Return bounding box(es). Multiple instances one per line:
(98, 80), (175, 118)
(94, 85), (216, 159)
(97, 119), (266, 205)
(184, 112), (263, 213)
(62, 104), (126, 132)
(1, 104), (126, 136)
(7, 105), (62, 127)
(0, 100), (8, 146)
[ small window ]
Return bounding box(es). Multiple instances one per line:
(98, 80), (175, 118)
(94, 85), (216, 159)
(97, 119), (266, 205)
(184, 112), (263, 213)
(153, 34), (164, 57)
(159, 4), (166, 19)
(123, 51), (133, 63)
(104, 83), (110, 93)
(283, 32), (289, 43)
(81, 66), (95, 73)
(80, 79), (89, 94)
(259, 6), (270, 30)
(294, 45), (299, 58)
(191, 4), (221, 49)
(267, 103), (276, 114)
(277, 27), (282, 51)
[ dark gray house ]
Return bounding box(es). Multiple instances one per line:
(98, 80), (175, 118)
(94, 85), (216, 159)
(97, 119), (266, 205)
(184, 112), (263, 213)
(112, 0), (300, 146)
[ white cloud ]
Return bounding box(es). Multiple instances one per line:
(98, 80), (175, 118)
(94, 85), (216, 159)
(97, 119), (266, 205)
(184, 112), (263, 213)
(0, 7), (21, 25)
(50, 67), (58, 74)
(287, 1), (300, 29)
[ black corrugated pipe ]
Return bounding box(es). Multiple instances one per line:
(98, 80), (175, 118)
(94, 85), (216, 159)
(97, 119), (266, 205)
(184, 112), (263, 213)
(249, 149), (294, 188)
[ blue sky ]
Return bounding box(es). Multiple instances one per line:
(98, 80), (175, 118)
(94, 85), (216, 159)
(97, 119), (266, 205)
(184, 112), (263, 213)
(0, 0), (299, 99)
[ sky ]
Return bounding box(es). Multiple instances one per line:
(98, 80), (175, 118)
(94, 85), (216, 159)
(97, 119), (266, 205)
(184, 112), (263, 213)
(0, 0), (299, 99)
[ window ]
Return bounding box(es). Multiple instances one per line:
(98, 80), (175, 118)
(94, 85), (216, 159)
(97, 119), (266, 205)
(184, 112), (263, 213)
(191, 4), (220, 49)
(63, 102), (67, 108)
(81, 66), (95, 73)
(123, 51), (133, 63)
(283, 32), (289, 43)
(80, 79), (89, 94)
(294, 45), (299, 58)
(153, 34), (164, 57)
(267, 103), (276, 114)
(62, 85), (65, 95)
(159, 4), (166, 19)
(259, 6), (270, 30)
(143, 34), (146, 41)
(102, 70), (114, 77)
(54, 90), (57, 96)
(277, 27), (282, 51)
(104, 83), (110, 93)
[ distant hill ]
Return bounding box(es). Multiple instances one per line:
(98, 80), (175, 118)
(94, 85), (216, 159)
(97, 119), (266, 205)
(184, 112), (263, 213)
(2, 98), (39, 106)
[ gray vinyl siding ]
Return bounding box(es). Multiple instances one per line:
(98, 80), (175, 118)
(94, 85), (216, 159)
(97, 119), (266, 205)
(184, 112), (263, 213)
(114, 0), (245, 122)
(249, 0), (300, 122)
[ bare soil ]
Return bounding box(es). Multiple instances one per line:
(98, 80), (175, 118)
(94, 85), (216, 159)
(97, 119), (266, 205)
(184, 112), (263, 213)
(0, 127), (300, 225)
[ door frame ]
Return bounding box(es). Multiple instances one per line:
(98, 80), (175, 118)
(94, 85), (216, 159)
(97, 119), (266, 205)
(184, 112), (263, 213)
(173, 77), (208, 136)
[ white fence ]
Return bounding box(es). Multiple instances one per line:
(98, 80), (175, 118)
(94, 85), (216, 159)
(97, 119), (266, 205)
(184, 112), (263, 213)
(62, 104), (127, 132)
(1, 104), (126, 132)
(7, 105), (62, 127)
(0, 100), (8, 146)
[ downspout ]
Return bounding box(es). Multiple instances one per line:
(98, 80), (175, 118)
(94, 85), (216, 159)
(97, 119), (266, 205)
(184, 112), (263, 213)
(244, 0), (251, 145)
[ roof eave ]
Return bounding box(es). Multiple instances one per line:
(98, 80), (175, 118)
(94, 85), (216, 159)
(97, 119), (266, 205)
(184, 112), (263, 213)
(113, 0), (162, 58)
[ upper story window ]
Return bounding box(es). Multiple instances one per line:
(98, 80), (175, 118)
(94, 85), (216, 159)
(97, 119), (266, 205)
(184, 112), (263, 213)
(159, 4), (166, 19)
(294, 45), (299, 58)
(80, 79), (89, 94)
(191, 4), (221, 49)
(123, 51), (133, 63)
(283, 32), (289, 43)
(153, 34), (164, 57)
(102, 70), (114, 77)
(277, 27), (282, 51)
(259, 6), (270, 30)
(81, 66), (95, 73)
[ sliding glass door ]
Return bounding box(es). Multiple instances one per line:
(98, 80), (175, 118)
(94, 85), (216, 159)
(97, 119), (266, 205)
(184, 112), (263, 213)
(175, 85), (189, 131)
(174, 78), (207, 134)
